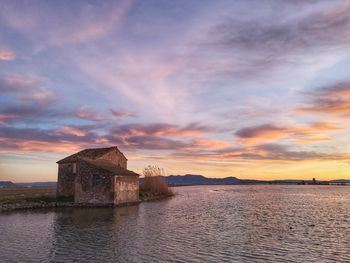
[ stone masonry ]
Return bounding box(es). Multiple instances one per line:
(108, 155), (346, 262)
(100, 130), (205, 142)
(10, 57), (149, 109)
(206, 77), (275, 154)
(56, 146), (140, 205)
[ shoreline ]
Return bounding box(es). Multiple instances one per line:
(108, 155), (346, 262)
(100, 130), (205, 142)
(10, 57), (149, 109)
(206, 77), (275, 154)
(0, 194), (173, 213)
(169, 183), (350, 187)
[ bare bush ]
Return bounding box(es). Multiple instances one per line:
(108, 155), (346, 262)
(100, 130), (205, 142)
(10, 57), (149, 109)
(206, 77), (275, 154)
(141, 165), (173, 196)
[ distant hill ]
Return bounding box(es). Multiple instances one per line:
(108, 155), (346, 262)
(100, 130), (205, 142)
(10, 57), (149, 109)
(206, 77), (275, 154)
(0, 181), (18, 188)
(0, 181), (57, 188)
(163, 175), (350, 186)
(167, 174), (245, 185)
(166, 174), (266, 185)
(329, 179), (350, 184)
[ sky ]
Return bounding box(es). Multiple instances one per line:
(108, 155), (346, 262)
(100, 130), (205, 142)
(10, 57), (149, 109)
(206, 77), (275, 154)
(1, 0), (350, 182)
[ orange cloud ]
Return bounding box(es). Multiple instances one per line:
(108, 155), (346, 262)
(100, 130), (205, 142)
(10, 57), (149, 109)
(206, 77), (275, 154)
(298, 82), (350, 116)
(0, 139), (83, 154)
(235, 121), (341, 145)
(169, 143), (350, 164)
(235, 124), (287, 145)
(292, 136), (333, 143)
(307, 121), (340, 130)
(115, 123), (209, 138)
(153, 127), (206, 137)
(190, 138), (230, 150)
(60, 126), (87, 137)
(0, 47), (15, 60)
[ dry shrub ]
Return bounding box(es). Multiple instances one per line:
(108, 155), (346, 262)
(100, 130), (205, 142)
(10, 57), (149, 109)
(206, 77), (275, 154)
(141, 165), (173, 196)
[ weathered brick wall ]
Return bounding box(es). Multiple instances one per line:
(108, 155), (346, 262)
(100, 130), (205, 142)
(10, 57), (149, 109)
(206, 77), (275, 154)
(74, 161), (114, 204)
(57, 163), (75, 197)
(114, 176), (139, 205)
(99, 150), (127, 169)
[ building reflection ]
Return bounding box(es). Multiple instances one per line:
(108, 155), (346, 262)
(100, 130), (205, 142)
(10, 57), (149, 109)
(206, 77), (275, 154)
(50, 206), (140, 262)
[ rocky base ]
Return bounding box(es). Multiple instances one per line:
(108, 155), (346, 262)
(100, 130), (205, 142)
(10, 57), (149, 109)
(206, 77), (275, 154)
(0, 202), (111, 212)
(0, 194), (173, 213)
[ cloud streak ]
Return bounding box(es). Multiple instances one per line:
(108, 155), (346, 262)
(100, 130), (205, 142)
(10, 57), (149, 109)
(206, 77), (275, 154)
(75, 106), (102, 121)
(0, 122), (213, 153)
(235, 122), (341, 145)
(0, 0), (132, 47)
(111, 123), (210, 137)
(202, 1), (350, 77)
(110, 109), (137, 118)
(0, 74), (56, 104)
(299, 82), (350, 116)
(170, 143), (350, 163)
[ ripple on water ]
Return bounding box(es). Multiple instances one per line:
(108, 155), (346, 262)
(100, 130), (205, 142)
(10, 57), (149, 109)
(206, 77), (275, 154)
(1, 185), (350, 262)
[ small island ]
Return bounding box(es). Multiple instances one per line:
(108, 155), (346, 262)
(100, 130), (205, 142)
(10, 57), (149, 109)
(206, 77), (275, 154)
(0, 146), (173, 212)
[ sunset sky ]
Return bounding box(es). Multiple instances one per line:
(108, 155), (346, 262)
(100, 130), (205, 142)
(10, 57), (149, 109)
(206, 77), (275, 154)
(1, 0), (350, 182)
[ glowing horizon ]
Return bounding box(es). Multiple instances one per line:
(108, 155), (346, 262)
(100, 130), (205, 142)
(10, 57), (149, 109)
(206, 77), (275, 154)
(1, 0), (350, 182)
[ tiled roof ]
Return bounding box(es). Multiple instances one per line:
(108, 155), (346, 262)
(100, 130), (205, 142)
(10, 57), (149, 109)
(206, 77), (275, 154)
(57, 146), (126, 164)
(79, 158), (139, 177)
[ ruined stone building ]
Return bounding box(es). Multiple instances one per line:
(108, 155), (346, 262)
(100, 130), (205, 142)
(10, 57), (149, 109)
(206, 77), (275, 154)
(56, 146), (140, 205)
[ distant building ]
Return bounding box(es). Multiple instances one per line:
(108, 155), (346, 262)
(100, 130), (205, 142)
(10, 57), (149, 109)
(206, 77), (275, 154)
(56, 146), (140, 205)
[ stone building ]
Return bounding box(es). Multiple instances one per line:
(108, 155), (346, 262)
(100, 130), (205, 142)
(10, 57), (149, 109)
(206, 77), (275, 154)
(56, 146), (140, 205)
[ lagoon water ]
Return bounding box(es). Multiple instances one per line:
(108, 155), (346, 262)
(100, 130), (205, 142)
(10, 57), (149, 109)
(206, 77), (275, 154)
(1, 185), (350, 262)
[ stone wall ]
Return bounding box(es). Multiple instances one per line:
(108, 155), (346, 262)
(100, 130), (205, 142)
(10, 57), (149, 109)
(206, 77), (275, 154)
(74, 160), (114, 204)
(99, 150), (127, 169)
(57, 163), (76, 197)
(114, 176), (139, 205)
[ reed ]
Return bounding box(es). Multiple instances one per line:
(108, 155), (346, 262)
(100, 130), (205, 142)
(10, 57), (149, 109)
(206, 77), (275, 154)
(141, 165), (173, 196)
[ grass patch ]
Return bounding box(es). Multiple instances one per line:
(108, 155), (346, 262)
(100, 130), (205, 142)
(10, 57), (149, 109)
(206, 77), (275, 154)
(23, 196), (57, 203)
(0, 187), (74, 205)
(0, 196), (74, 205)
(0, 198), (21, 205)
(139, 190), (153, 199)
(56, 195), (74, 202)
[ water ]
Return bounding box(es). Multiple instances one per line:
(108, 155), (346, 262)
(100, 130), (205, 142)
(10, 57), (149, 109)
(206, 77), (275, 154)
(1, 185), (350, 262)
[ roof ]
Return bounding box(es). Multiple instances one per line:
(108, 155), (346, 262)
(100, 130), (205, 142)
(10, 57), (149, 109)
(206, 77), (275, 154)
(57, 146), (126, 164)
(79, 158), (139, 177)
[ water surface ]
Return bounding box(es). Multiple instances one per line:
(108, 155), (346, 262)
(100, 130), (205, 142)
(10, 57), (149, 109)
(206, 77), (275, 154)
(1, 185), (350, 262)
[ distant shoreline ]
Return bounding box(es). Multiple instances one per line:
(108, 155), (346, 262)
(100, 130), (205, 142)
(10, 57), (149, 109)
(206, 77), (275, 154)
(3, 174), (349, 188)
(165, 175), (350, 186)
(169, 183), (350, 187)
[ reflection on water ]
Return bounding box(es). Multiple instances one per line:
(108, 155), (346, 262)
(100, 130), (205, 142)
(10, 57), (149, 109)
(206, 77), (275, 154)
(1, 185), (350, 262)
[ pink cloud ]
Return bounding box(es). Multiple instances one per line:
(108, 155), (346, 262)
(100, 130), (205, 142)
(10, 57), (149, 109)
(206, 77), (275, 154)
(190, 138), (230, 150)
(114, 123), (209, 137)
(49, 0), (132, 46)
(0, 114), (18, 124)
(75, 106), (102, 121)
(169, 143), (350, 163)
(298, 82), (350, 116)
(0, 46), (15, 60)
(110, 109), (136, 118)
(0, 74), (56, 104)
(59, 126), (87, 137)
(0, 0), (132, 50)
(0, 139), (84, 154)
(235, 122), (341, 145)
